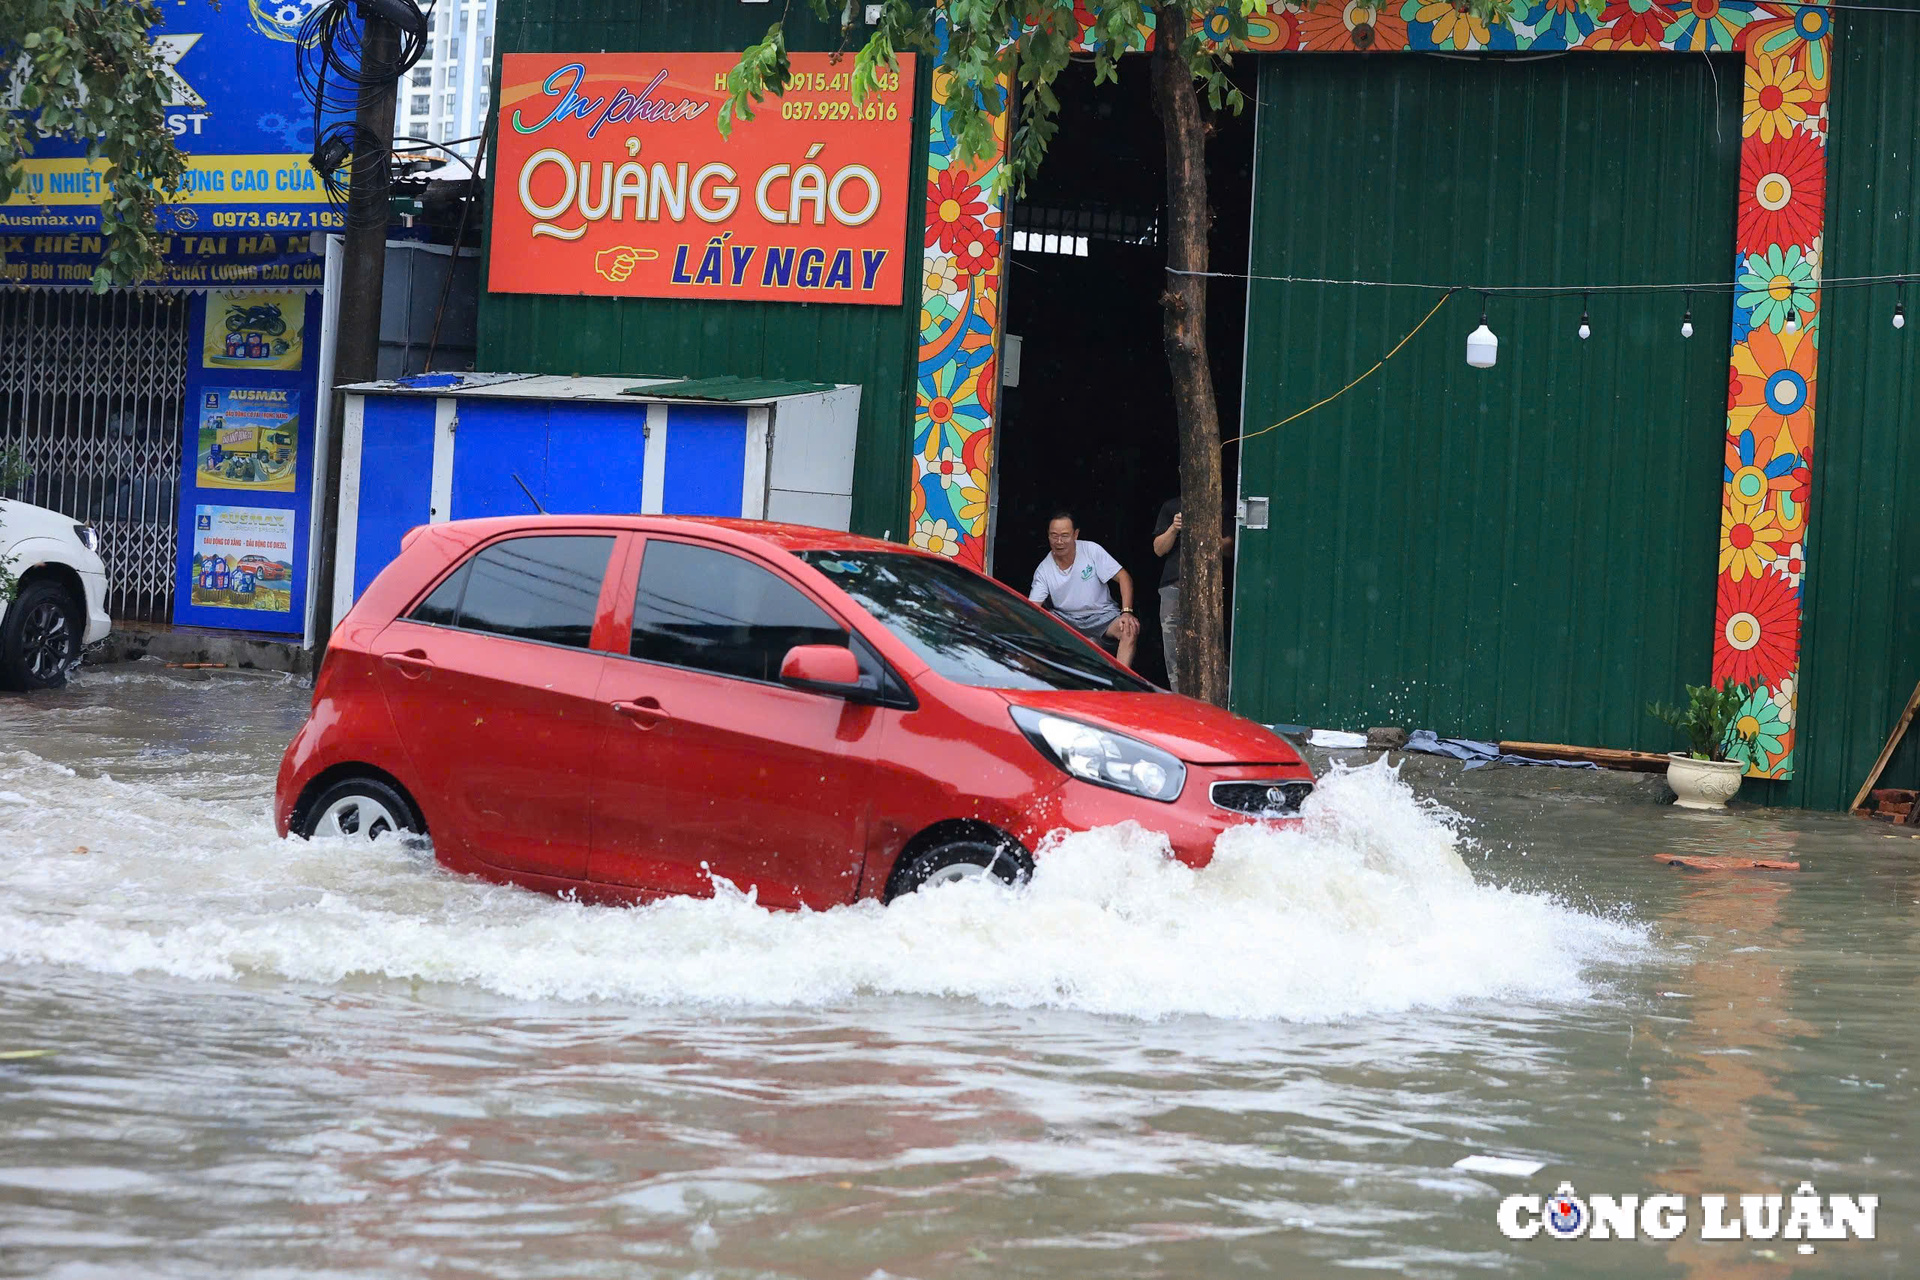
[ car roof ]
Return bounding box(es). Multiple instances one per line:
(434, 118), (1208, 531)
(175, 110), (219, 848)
(427, 514), (931, 558)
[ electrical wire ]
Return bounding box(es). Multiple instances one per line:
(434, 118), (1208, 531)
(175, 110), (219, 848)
(1222, 290), (1457, 449)
(297, 0), (432, 224)
(1167, 267), (1919, 296)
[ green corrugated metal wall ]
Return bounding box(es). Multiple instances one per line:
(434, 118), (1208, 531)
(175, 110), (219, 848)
(1233, 31), (1920, 810)
(476, 1), (925, 540)
(1786, 8), (1920, 809)
(1233, 54), (1741, 756)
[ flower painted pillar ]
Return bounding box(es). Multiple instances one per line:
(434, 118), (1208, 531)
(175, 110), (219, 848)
(910, 26), (1010, 571)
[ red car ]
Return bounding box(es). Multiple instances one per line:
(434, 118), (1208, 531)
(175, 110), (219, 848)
(275, 516), (1315, 909)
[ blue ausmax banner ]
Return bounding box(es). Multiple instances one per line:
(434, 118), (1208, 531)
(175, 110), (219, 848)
(1, 0), (335, 287)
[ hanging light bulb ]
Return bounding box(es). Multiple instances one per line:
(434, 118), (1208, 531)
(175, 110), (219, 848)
(1897, 297), (1908, 331)
(1467, 294), (1498, 369)
(1681, 291), (1694, 340)
(1578, 293), (1591, 341)
(1784, 309), (1799, 334)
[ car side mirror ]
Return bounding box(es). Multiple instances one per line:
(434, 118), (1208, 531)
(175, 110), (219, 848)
(779, 644), (863, 696)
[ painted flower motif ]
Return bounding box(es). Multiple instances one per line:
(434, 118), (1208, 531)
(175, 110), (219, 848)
(1771, 674), (1797, 727)
(956, 466), (991, 530)
(1743, 52), (1813, 143)
(912, 517), (963, 558)
(1721, 499), (1785, 582)
(919, 288), (960, 342)
(1522, 0), (1598, 47)
(1199, 5), (1302, 47)
(925, 169), (988, 254)
(1804, 99), (1829, 144)
(1665, 0), (1756, 49)
(1737, 130), (1826, 255)
(1405, 0), (1494, 48)
(1724, 425), (1799, 511)
(1744, 11), (1832, 93)
(1723, 682), (1790, 770)
(925, 255), (960, 295)
(953, 223), (1000, 279)
(1302, 1), (1409, 49)
(1591, 0), (1678, 47)
(1785, 442), (1812, 507)
(1771, 539), (1806, 593)
(917, 359), (990, 459)
(1730, 323), (1817, 443)
(1736, 244), (1816, 333)
(1715, 567), (1801, 687)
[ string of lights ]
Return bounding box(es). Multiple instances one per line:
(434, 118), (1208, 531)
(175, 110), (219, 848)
(1167, 266), (1915, 348)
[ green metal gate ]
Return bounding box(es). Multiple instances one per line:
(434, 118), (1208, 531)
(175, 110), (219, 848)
(1232, 53), (1742, 751)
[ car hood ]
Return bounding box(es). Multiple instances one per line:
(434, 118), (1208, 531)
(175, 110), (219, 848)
(998, 690), (1303, 765)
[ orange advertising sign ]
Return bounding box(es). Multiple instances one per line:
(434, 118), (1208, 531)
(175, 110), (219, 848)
(489, 53), (917, 306)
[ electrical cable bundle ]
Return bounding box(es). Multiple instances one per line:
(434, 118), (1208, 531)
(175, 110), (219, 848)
(297, 0), (432, 224)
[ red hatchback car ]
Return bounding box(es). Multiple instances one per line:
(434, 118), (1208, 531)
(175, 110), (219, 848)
(276, 517), (1315, 909)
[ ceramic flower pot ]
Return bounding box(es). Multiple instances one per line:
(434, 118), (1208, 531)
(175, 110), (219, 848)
(1666, 753), (1745, 810)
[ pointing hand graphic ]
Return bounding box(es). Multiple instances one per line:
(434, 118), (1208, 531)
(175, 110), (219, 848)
(594, 245), (657, 282)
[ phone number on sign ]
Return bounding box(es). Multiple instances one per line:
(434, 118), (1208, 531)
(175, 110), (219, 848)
(208, 210), (344, 229)
(710, 69), (903, 95)
(775, 98), (901, 123)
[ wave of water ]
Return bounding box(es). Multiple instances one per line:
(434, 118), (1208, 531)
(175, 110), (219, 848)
(0, 748), (1645, 1020)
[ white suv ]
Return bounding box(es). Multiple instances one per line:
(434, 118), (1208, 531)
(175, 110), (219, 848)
(0, 498), (112, 690)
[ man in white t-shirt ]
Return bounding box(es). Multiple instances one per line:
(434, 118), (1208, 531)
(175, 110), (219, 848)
(1028, 510), (1139, 668)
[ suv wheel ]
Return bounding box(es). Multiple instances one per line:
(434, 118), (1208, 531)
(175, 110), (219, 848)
(886, 838), (1032, 901)
(0, 579), (82, 691)
(301, 776), (422, 843)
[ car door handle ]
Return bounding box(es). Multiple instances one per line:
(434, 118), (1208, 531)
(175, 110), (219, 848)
(612, 697), (669, 729)
(382, 649), (434, 678)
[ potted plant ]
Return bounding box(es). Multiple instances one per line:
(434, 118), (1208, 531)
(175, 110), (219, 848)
(1648, 679), (1758, 810)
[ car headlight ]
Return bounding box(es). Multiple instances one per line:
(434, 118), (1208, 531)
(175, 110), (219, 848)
(1010, 706), (1187, 802)
(72, 523), (98, 553)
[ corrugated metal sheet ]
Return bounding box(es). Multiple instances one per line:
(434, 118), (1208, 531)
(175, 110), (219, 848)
(476, 1), (925, 540)
(1232, 53), (1742, 753)
(1784, 9), (1920, 809)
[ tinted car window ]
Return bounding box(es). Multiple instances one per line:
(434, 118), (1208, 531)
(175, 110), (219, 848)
(800, 551), (1155, 693)
(410, 561), (469, 627)
(632, 540), (844, 682)
(415, 535), (613, 648)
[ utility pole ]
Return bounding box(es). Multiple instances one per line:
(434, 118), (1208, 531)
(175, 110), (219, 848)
(311, 13), (400, 661)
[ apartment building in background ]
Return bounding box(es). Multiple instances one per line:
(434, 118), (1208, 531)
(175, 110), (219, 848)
(396, 0), (494, 167)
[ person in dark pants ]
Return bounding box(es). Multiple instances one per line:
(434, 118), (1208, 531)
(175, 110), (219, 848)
(1151, 497), (1183, 692)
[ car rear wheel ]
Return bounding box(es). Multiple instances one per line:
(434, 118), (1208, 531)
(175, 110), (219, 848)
(886, 838), (1031, 901)
(0, 579), (82, 692)
(301, 776), (421, 843)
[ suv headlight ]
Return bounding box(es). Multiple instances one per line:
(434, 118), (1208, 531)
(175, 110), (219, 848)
(72, 523), (98, 553)
(1011, 706), (1187, 802)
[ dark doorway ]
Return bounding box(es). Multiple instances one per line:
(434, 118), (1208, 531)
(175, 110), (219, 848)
(993, 62), (1253, 687)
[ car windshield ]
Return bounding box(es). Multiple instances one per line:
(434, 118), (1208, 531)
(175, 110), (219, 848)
(799, 550), (1155, 693)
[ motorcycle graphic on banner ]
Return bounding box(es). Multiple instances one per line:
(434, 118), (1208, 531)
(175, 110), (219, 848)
(202, 288), (306, 370)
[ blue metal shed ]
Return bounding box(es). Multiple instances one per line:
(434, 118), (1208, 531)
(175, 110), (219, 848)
(332, 372), (861, 621)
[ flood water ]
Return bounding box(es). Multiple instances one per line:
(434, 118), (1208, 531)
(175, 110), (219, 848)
(1, 666), (1915, 1279)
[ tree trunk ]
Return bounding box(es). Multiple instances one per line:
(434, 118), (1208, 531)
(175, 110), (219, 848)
(1149, 6), (1229, 707)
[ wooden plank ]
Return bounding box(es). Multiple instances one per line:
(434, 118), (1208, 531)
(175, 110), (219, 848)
(1849, 678), (1920, 813)
(1498, 741), (1672, 773)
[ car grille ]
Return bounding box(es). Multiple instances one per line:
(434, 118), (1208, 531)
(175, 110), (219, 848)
(1210, 780), (1314, 817)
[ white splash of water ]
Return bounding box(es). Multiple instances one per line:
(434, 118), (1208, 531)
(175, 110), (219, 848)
(0, 750), (1643, 1020)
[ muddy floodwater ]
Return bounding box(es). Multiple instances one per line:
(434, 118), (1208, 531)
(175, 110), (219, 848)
(2, 666), (1916, 1279)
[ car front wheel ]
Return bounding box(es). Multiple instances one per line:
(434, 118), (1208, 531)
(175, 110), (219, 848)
(300, 776), (422, 843)
(0, 579), (82, 691)
(885, 838), (1032, 901)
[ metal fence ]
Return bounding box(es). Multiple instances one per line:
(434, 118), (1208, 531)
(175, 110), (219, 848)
(0, 289), (189, 622)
